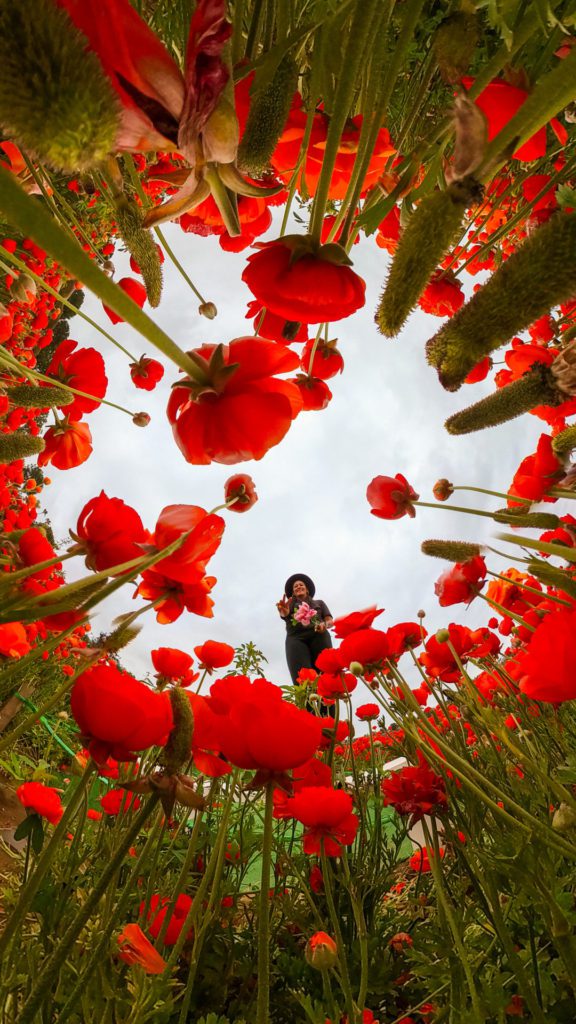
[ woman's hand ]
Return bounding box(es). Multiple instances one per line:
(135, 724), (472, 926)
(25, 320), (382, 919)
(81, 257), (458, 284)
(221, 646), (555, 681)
(277, 595), (290, 618)
(314, 621), (327, 633)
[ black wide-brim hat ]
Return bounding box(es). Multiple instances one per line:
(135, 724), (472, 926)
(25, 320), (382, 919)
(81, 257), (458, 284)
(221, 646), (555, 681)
(285, 573), (315, 598)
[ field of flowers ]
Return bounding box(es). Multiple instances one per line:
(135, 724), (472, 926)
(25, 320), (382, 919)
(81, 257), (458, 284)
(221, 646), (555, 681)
(0, 1), (576, 1021)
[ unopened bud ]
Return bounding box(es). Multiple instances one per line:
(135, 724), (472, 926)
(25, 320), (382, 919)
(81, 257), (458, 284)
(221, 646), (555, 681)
(202, 97), (240, 164)
(199, 301), (217, 319)
(552, 802), (576, 832)
(132, 412), (150, 427)
(417, 609), (426, 618)
(305, 931), (338, 970)
(433, 479), (453, 501)
(435, 628), (450, 643)
(349, 661), (364, 677)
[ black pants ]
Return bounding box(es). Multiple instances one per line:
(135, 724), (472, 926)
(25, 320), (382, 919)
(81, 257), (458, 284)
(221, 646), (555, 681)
(285, 630), (333, 684)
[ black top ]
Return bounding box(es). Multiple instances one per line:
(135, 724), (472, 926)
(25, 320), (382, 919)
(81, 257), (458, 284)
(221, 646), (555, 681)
(283, 596), (332, 638)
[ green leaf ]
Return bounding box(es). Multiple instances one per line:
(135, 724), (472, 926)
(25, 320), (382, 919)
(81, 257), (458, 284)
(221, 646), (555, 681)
(13, 814), (35, 841)
(556, 184), (576, 210)
(31, 816), (45, 854)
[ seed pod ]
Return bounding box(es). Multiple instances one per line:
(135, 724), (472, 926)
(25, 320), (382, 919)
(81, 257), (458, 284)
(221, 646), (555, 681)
(492, 509), (560, 529)
(427, 212), (576, 391)
(445, 366), (562, 435)
(552, 424), (576, 461)
(375, 177), (480, 337)
(434, 11), (479, 83)
(0, 0), (119, 172)
(0, 431), (45, 463)
(421, 539), (482, 562)
(6, 384), (73, 409)
(237, 55), (299, 176)
(163, 688), (194, 775)
(115, 198), (163, 308)
(100, 623), (142, 654)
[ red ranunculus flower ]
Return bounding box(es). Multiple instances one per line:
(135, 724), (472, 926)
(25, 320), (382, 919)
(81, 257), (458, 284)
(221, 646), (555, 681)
(517, 608), (576, 702)
(292, 376), (332, 411)
(339, 629), (389, 671)
(299, 339), (344, 380)
(167, 338), (302, 465)
(507, 433), (563, 506)
(0, 622), (31, 658)
(100, 788), (141, 815)
(464, 356), (492, 384)
(355, 703), (380, 721)
(334, 606), (385, 639)
(151, 504), (225, 585)
(103, 277), (147, 324)
(141, 893), (193, 946)
(117, 924), (167, 974)
(242, 238), (366, 324)
(245, 300), (309, 344)
(418, 271), (464, 317)
(409, 845), (445, 873)
(47, 339), (108, 418)
(315, 648), (346, 674)
(17, 780), (63, 824)
(194, 639), (235, 671)
(284, 785), (359, 856)
(316, 671), (357, 700)
(366, 474), (419, 519)
(130, 356), (165, 391)
(70, 664), (174, 763)
(151, 647), (193, 679)
(75, 491), (147, 572)
(462, 76), (567, 162)
(38, 420), (93, 470)
(386, 622), (426, 658)
(18, 527), (61, 580)
(224, 473), (258, 512)
(382, 763), (447, 823)
(434, 556), (487, 607)
(136, 570), (217, 624)
(419, 624), (499, 683)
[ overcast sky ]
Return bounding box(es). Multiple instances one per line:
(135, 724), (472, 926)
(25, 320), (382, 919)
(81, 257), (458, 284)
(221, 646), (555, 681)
(42, 211), (543, 694)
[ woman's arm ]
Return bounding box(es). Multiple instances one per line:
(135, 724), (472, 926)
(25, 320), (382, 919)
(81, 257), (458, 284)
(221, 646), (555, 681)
(277, 595), (290, 618)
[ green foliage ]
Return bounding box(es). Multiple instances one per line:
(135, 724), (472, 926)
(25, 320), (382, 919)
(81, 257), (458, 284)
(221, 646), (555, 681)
(115, 197), (163, 307)
(445, 366), (562, 434)
(6, 384), (73, 409)
(230, 641), (268, 677)
(0, 0), (119, 172)
(434, 11), (479, 83)
(421, 539), (482, 561)
(237, 55), (299, 176)
(0, 430), (45, 463)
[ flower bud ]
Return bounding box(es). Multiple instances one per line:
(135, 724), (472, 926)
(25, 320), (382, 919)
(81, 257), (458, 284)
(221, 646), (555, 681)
(202, 97), (239, 164)
(433, 479), (453, 501)
(132, 412), (150, 427)
(349, 661), (365, 677)
(435, 628), (450, 643)
(552, 802), (576, 831)
(305, 931), (338, 970)
(198, 301), (217, 319)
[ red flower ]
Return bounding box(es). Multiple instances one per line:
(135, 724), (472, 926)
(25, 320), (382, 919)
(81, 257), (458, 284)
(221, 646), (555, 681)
(130, 356), (165, 391)
(150, 504), (225, 585)
(299, 339), (344, 381)
(376, 205), (401, 254)
(224, 473), (258, 512)
(386, 622), (426, 658)
(17, 781), (63, 824)
(409, 845), (445, 873)
(75, 491), (147, 572)
(117, 924), (167, 974)
(284, 785), (359, 856)
(355, 703), (380, 721)
(167, 338), (302, 465)
(507, 433), (563, 506)
(194, 639), (235, 671)
(70, 664), (174, 763)
(0, 622), (31, 658)
(292, 376), (333, 411)
(207, 676), (323, 776)
(516, 608), (576, 702)
(317, 672), (357, 700)
(38, 421), (93, 470)
(103, 278), (147, 324)
(136, 570), (217, 624)
(418, 272), (464, 317)
(339, 629), (389, 671)
(141, 893), (193, 946)
(382, 763), (447, 823)
(465, 356), (492, 384)
(47, 339), (107, 418)
(18, 528), (61, 580)
(245, 300), (309, 344)
(419, 625), (499, 683)
(334, 606), (384, 639)
(242, 238), (366, 324)
(151, 647), (193, 679)
(367, 474), (419, 519)
(462, 76), (566, 162)
(434, 556), (487, 607)
(100, 788), (141, 815)
(305, 931), (338, 969)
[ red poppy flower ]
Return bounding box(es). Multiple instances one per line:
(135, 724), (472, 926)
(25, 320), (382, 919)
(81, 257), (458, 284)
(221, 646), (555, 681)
(242, 238), (366, 324)
(151, 647), (193, 679)
(366, 475), (419, 519)
(434, 556), (487, 607)
(315, 648), (346, 674)
(418, 272), (464, 318)
(245, 300), (309, 344)
(382, 763), (447, 823)
(334, 606), (385, 639)
(462, 76), (566, 162)
(47, 339), (108, 418)
(70, 664), (174, 763)
(18, 527), (61, 580)
(38, 421), (93, 470)
(299, 339), (344, 381)
(316, 671), (357, 700)
(17, 781), (63, 825)
(194, 639), (235, 671)
(285, 785), (359, 856)
(292, 375), (333, 411)
(75, 491), (147, 572)
(375, 205), (401, 254)
(464, 356), (492, 384)
(517, 608), (576, 702)
(386, 622), (426, 658)
(224, 473), (258, 512)
(100, 788), (141, 815)
(339, 629), (389, 671)
(409, 845), (445, 873)
(136, 570), (217, 623)
(0, 622), (31, 658)
(150, 504), (225, 585)
(355, 703), (380, 721)
(117, 924), (167, 974)
(507, 433), (563, 507)
(103, 278), (147, 324)
(141, 893), (193, 946)
(540, 514), (576, 550)
(419, 624), (499, 683)
(167, 337), (302, 465)
(130, 356), (165, 391)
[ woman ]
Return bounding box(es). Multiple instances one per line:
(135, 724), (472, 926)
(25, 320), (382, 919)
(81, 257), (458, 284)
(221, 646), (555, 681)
(277, 574), (334, 685)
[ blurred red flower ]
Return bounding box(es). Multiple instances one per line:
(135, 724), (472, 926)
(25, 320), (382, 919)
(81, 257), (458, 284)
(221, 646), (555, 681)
(334, 606), (385, 639)
(382, 763), (447, 823)
(409, 845), (445, 873)
(0, 622), (31, 658)
(434, 556), (487, 607)
(517, 608), (576, 702)
(103, 277), (147, 324)
(462, 76), (567, 161)
(38, 421), (93, 470)
(17, 780), (63, 824)
(141, 893), (193, 946)
(367, 474), (419, 519)
(117, 924), (167, 974)
(507, 434), (563, 506)
(356, 703), (380, 721)
(194, 639), (235, 671)
(418, 272), (464, 318)
(339, 629), (389, 671)
(100, 788), (141, 815)
(151, 647), (193, 679)
(224, 473), (258, 512)
(47, 339), (107, 418)
(285, 785), (359, 856)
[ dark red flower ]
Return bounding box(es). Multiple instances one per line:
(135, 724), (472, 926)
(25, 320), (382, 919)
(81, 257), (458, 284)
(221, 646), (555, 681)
(141, 893), (193, 946)
(194, 639), (235, 671)
(355, 703), (380, 721)
(75, 491), (147, 572)
(17, 781), (63, 824)
(47, 339), (107, 419)
(242, 238), (366, 324)
(367, 474), (419, 519)
(382, 763), (447, 823)
(334, 606), (384, 639)
(38, 421), (93, 470)
(130, 356), (165, 391)
(224, 473), (258, 512)
(167, 338), (302, 465)
(70, 664), (174, 762)
(434, 556), (487, 607)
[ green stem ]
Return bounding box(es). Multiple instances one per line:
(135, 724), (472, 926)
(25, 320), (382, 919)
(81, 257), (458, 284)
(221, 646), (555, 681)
(454, 485), (532, 505)
(256, 783), (275, 1024)
(320, 848), (357, 1023)
(414, 500), (499, 520)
